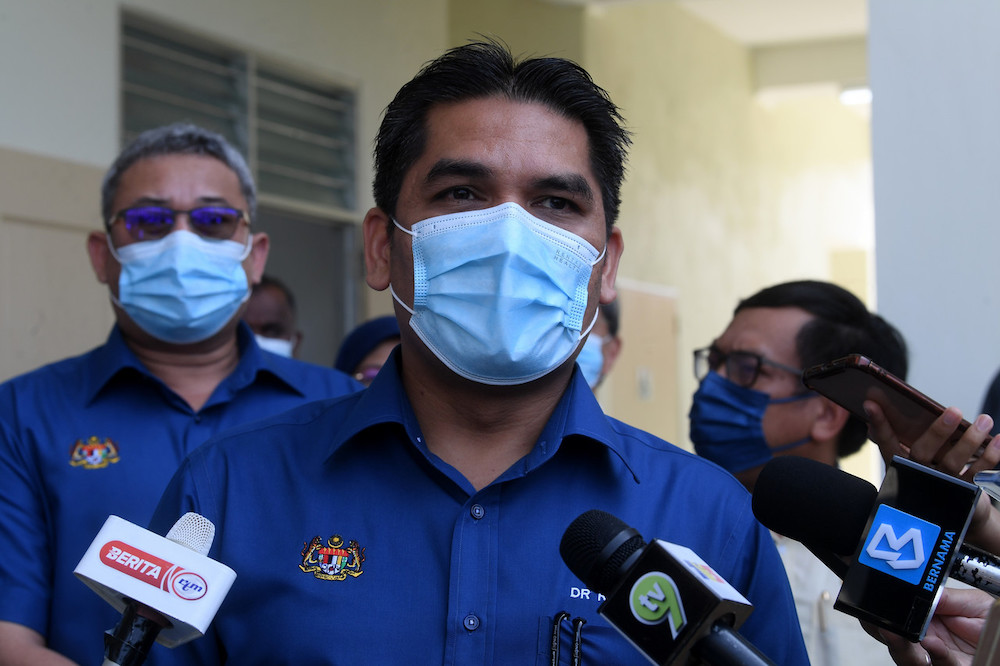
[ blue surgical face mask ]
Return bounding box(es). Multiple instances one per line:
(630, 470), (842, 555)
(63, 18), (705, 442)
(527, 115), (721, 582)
(689, 371), (814, 474)
(391, 202), (605, 385)
(577, 334), (607, 388)
(255, 334), (294, 358)
(110, 230), (252, 344)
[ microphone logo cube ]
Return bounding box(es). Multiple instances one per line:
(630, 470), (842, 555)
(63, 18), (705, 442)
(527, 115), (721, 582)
(858, 505), (939, 585)
(629, 572), (686, 637)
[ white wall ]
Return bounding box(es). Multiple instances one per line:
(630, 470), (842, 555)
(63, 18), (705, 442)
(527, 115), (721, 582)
(0, 0), (119, 166)
(870, 0), (1000, 414)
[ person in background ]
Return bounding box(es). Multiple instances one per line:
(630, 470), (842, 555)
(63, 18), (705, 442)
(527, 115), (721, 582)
(0, 123), (360, 665)
(690, 279), (907, 666)
(148, 41), (808, 664)
(243, 273), (303, 358)
(333, 314), (400, 386)
(576, 299), (622, 390)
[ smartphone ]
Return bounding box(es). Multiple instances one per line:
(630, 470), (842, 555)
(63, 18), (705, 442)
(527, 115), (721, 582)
(801, 354), (978, 451)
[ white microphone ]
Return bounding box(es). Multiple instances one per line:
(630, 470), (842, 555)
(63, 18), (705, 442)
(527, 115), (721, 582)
(74, 513), (236, 665)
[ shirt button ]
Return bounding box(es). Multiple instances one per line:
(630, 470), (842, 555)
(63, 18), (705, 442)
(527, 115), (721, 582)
(463, 614), (480, 631)
(470, 504), (485, 520)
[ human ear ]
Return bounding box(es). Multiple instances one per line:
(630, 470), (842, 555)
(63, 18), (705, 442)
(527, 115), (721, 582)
(363, 207), (393, 291)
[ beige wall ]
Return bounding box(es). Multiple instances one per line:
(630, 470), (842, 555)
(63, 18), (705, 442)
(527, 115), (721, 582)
(585, 3), (873, 446)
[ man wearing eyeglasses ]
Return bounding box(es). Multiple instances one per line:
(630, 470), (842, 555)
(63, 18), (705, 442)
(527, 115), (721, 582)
(689, 279), (908, 666)
(0, 123), (360, 665)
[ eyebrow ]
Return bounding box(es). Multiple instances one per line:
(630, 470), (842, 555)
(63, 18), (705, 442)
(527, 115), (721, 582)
(424, 159), (595, 204)
(425, 159), (493, 184)
(123, 195), (234, 208)
(532, 174), (594, 203)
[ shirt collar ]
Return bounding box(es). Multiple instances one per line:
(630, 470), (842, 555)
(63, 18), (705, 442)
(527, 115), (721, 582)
(84, 322), (304, 406)
(323, 351), (641, 483)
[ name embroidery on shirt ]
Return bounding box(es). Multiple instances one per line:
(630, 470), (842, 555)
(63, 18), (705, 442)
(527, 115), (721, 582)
(69, 436), (121, 470)
(300, 534), (365, 581)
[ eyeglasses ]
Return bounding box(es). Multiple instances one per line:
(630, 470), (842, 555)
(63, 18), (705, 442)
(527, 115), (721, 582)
(109, 206), (250, 242)
(693, 345), (803, 388)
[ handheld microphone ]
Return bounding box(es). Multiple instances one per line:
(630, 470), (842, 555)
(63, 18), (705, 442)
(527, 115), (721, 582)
(752, 456), (993, 641)
(74, 513), (236, 666)
(559, 509), (774, 665)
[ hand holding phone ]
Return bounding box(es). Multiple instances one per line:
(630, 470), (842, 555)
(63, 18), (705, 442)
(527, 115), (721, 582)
(802, 355), (996, 481)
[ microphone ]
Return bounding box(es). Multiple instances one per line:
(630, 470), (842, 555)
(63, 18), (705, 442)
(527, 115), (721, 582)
(752, 456), (993, 641)
(559, 509), (774, 665)
(74, 513), (236, 666)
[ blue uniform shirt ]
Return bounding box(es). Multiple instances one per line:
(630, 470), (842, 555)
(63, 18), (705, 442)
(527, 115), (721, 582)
(0, 323), (360, 665)
(150, 350), (809, 665)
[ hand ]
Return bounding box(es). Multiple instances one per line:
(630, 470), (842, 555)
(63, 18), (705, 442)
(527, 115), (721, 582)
(874, 587), (995, 666)
(864, 402), (1000, 482)
(865, 402), (1000, 554)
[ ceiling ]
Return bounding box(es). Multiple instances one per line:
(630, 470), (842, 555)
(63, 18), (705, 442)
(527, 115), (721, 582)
(673, 0), (867, 46)
(545, 0), (868, 46)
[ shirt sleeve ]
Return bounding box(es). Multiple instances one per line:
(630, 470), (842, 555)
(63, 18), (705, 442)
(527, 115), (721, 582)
(0, 414), (52, 633)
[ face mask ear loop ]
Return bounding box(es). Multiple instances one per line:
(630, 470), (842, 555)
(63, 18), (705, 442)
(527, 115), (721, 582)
(392, 218), (415, 236)
(591, 244), (607, 266)
(389, 285), (416, 316)
(106, 230), (123, 264)
(238, 233), (253, 261)
(388, 218), (418, 316)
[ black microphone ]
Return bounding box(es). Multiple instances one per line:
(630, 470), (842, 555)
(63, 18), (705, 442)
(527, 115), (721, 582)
(752, 455), (995, 641)
(559, 509), (774, 665)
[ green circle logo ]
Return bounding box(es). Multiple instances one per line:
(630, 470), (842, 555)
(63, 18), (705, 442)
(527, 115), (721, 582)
(629, 572), (686, 635)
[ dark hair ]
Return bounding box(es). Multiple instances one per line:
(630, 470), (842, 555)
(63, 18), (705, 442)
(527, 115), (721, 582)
(101, 122), (256, 224)
(372, 40), (631, 235)
(736, 280), (909, 458)
(600, 299), (621, 337)
(254, 274), (296, 313)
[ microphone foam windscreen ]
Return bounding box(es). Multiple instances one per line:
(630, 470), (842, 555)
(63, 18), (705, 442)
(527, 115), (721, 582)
(165, 512), (216, 556)
(560, 509), (646, 593)
(752, 456), (877, 556)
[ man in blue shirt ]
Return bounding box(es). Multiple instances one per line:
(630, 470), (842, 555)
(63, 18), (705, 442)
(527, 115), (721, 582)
(150, 42), (810, 664)
(0, 123), (360, 664)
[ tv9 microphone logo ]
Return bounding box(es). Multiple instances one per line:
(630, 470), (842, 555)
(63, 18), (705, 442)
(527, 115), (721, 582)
(629, 572), (687, 638)
(100, 540), (209, 601)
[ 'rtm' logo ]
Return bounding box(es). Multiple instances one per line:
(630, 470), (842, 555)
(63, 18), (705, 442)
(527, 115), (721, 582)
(858, 505), (940, 585)
(629, 572), (686, 638)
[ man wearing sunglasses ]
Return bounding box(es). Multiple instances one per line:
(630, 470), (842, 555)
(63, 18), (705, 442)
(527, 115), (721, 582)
(0, 123), (360, 664)
(689, 279), (909, 666)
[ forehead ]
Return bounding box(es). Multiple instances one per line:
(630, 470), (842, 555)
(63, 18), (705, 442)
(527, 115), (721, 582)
(113, 153), (245, 209)
(717, 306), (815, 363)
(408, 97), (598, 191)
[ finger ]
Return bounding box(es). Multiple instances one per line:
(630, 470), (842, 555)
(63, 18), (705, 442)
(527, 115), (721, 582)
(907, 407), (966, 467)
(958, 432), (1000, 482)
(937, 413), (993, 481)
(881, 629), (931, 666)
(865, 400), (905, 464)
(922, 636), (969, 666)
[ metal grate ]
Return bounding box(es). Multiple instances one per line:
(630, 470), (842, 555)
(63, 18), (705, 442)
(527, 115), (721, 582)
(121, 17), (356, 212)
